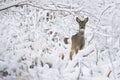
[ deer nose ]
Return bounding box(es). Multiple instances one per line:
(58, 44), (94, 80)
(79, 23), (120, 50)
(81, 27), (84, 29)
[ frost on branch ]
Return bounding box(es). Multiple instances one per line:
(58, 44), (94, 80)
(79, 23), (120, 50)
(0, 0), (120, 80)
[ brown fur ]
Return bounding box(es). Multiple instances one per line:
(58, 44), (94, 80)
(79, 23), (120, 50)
(64, 37), (69, 44)
(70, 17), (88, 60)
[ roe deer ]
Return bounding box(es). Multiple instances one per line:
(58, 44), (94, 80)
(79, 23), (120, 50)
(70, 17), (88, 60)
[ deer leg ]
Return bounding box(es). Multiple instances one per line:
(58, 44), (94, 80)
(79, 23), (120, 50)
(70, 50), (75, 60)
(75, 49), (78, 54)
(80, 45), (84, 50)
(75, 46), (79, 54)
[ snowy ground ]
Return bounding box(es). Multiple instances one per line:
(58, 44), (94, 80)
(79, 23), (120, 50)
(0, 0), (120, 80)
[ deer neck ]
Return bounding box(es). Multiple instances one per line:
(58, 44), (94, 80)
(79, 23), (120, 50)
(79, 29), (85, 35)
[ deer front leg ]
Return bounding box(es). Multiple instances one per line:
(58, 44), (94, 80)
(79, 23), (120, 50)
(70, 49), (75, 60)
(75, 46), (79, 54)
(80, 44), (84, 50)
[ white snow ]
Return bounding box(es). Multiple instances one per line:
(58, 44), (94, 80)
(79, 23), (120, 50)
(0, 0), (120, 80)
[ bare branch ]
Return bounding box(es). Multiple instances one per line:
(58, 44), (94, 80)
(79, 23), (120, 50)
(0, 4), (19, 11)
(0, 2), (98, 20)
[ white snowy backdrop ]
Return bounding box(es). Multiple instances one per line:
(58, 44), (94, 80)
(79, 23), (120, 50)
(0, 0), (120, 80)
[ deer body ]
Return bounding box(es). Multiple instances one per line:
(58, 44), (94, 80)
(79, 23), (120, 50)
(70, 17), (88, 60)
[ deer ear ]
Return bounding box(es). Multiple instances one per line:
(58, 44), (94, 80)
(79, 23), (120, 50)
(84, 17), (88, 23)
(76, 17), (81, 23)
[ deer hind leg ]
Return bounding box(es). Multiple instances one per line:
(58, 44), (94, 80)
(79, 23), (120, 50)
(70, 49), (75, 60)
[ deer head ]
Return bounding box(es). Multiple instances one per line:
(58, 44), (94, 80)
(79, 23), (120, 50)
(76, 17), (88, 32)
